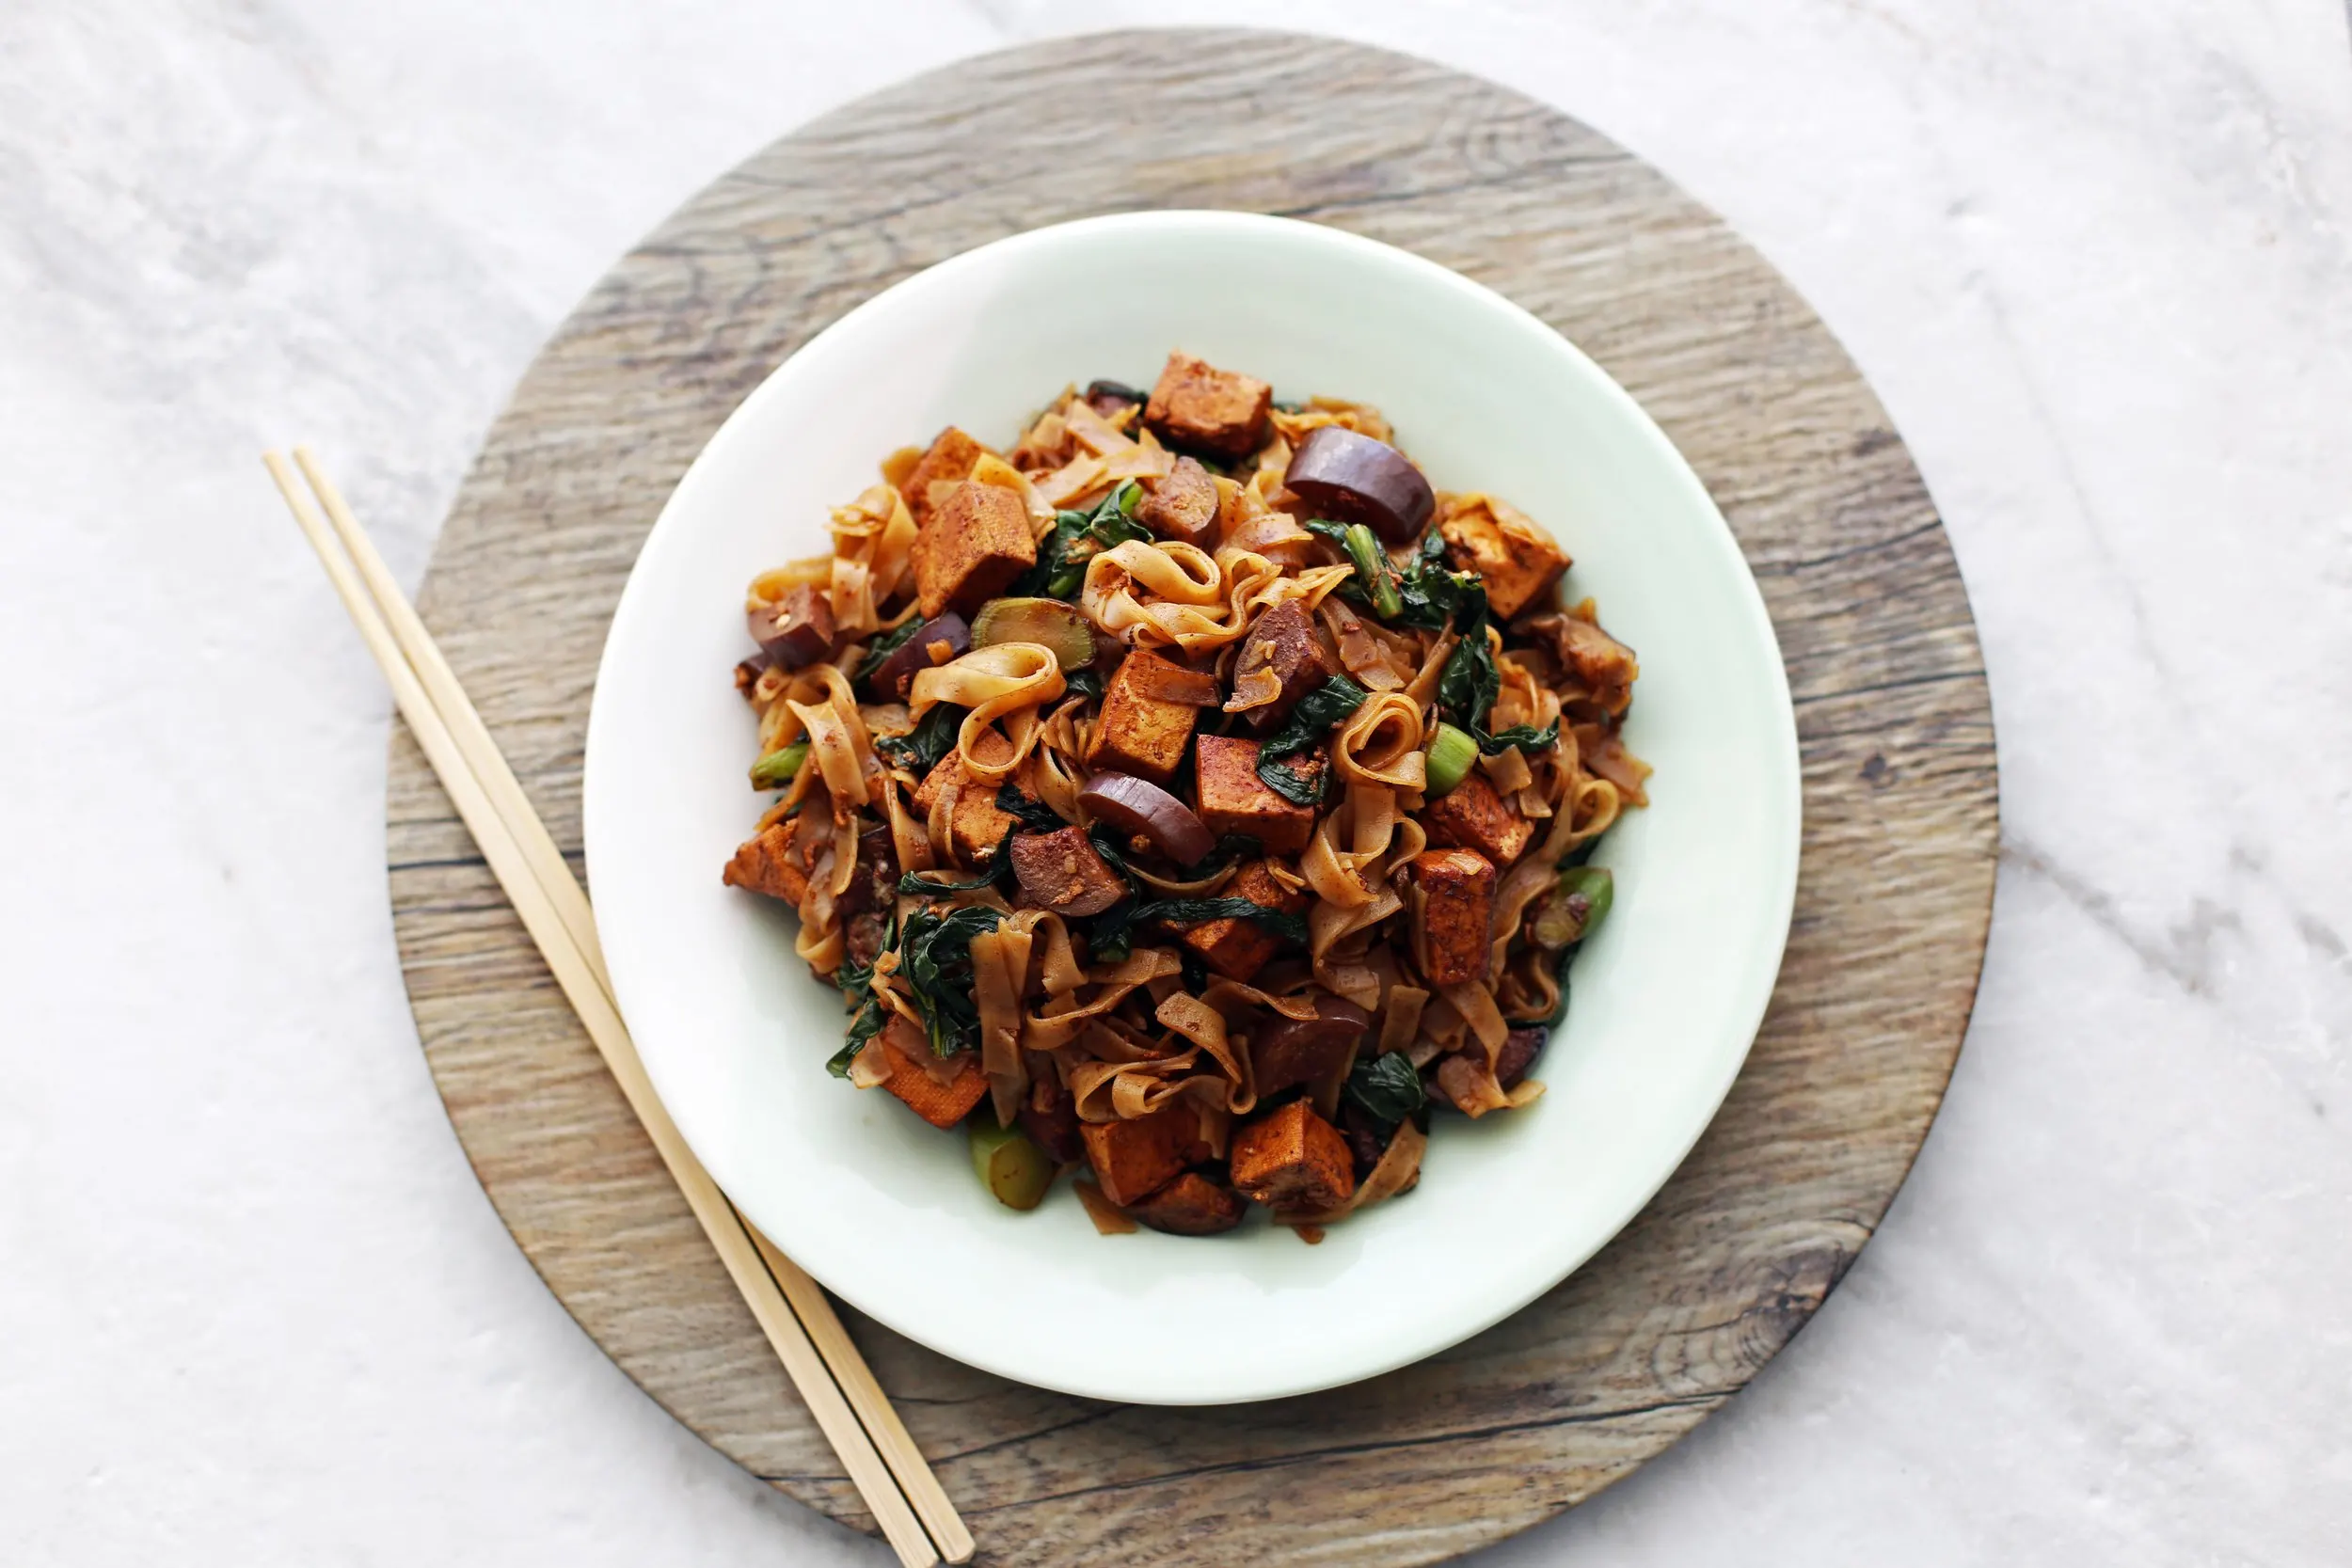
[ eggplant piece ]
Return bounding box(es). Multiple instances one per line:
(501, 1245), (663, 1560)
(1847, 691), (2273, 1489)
(1078, 770), (1216, 865)
(1250, 994), (1374, 1099)
(1135, 455), (1220, 548)
(866, 612), (969, 702)
(747, 585), (834, 670)
(1496, 1025), (1547, 1089)
(1009, 826), (1127, 917)
(1084, 378), (1147, 419)
(1283, 426), (1436, 544)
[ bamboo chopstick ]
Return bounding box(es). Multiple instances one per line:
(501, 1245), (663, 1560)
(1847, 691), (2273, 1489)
(265, 451), (973, 1567)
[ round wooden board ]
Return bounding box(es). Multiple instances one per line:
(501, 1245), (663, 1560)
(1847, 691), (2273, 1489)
(387, 29), (1996, 1567)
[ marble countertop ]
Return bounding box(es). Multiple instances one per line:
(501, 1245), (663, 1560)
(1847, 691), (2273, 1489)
(4, 1), (2346, 1563)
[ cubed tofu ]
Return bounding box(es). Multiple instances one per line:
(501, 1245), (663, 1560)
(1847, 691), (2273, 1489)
(1193, 735), (1318, 855)
(722, 816), (809, 905)
(1410, 848), (1497, 987)
(1228, 1100), (1356, 1212)
(1080, 1101), (1211, 1207)
(1143, 351), (1274, 460)
(1082, 649), (1200, 784)
(1135, 454), (1220, 547)
(1163, 859), (1308, 983)
(911, 753), (1020, 863)
(1232, 601), (1334, 730)
(1009, 826), (1127, 917)
(898, 425), (991, 523)
(878, 1039), (989, 1129)
(911, 480), (1037, 619)
(1422, 770), (1534, 867)
(1126, 1172), (1245, 1235)
(1438, 495), (1569, 619)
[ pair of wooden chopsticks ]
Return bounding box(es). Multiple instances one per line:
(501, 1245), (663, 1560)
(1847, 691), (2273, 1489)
(265, 448), (973, 1568)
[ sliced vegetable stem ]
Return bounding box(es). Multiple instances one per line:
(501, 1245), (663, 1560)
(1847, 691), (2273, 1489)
(749, 739), (809, 789)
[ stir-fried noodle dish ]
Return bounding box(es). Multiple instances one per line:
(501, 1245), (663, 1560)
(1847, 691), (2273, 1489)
(723, 352), (1646, 1237)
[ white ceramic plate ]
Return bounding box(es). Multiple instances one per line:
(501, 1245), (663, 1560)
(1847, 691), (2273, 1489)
(583, 211), (1800, 1405)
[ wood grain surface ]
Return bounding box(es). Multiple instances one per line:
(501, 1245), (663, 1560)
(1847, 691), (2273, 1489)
(385, 29), (1997, 1566)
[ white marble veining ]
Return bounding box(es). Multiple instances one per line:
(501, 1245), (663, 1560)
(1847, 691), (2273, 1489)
(2, 1), (2346, 1562)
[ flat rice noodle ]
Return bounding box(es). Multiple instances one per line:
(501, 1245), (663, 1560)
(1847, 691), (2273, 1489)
(748, 556), (834, 600)
(826, 483), (919, 633)
(1332, 690), (1428, 790)
(1320, 599), (1406, 691)
(1073, 1178), (1139, 1234)
(910, 642), (1065, 785)
(1082, 539), (1244, 653)
(1575, 723), (1652, 807)
(1489, 854), (1558, 979)
(1128, 860), (1238, 897)
(1440, 980), (1511, 1068)
(1436, 1053), (1512, 1118)
(847, 1036), (894, 1089)
(1479, 744), (1534, 795)
(1377, 984), (1429, 1054)
(1021, 947), (1182, 1052)
(967, 451), (1058, 527)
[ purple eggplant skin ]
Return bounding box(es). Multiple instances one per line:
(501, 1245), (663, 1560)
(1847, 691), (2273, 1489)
(1282, 426), (1437, 545)
(866, 612), (971, 702)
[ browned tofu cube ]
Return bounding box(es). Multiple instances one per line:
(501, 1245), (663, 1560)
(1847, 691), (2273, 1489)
(1232, 601), (1334, 730)
(898, 425), (991, 523)
(1080, 1101), (1211, 1207)
(1009, 826), (1127, 917)
(722, 816), (809, 905)
(1163, 859), (1307, 983)
(1135, 454), (1220, 547)
(878, 1039), (989, 1129)
(1410, 848), (1497, 987)
(1193, 735), (1317, 856)
(1438, 495), (1569, 619)
(1143, 351), (1273, 460)
(1229, 1100), (1356, 1212)
(1422, 770), (1534, 867)
(911, 481), (1037, 619)
(1126, 1172), (1245, 1235)
(1082, 648), (1200, 784)
(911, 752), (1020, 863)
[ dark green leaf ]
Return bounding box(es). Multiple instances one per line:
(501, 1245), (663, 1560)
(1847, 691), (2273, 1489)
(826, 1000), (886, 1078)
(852, 617), (926, 684)
(1064, 667), (1104, 702)
(1343, 1053), (1425, 1129)
(899, 826), (1017, 896)
(1254, 674), (1369, 805)
(1473, 719), (1561, 756)
(898, 904), (1002, 1056)
(1129, 896), (1309, 946)
(874, 703), (964, 772)
(993, 783), (1066, 833)
(1185, 832), (1262, 875)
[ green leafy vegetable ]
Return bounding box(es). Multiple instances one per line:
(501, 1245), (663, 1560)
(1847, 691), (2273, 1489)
(874, 703), (964, 773)
(1132, 896), (1309, 945)
(824, 918), (895, 1078)
(1343, 1052), (1426, 1129)
(749, 740), (808, 790)
(1011, 482), (1148, 599)
(1475, 720), (1561, 756)
(852, 616), (926, 685)
(896, 904), (1003, 1057)
(993, 783), (1066, 833)
(1186, 832), (1263, 875)
(824, 1006), (882, 1078)
(1064, 667), (1104, 702)
(1254, 674), (1369, 805)
(898, 826), (1018, 896)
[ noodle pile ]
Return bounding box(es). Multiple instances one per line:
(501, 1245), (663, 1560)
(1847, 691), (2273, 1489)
(723, 360), (1646, 1237)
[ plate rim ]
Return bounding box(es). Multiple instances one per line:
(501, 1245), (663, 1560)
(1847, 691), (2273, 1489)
(582, 208), (1804, 1404)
